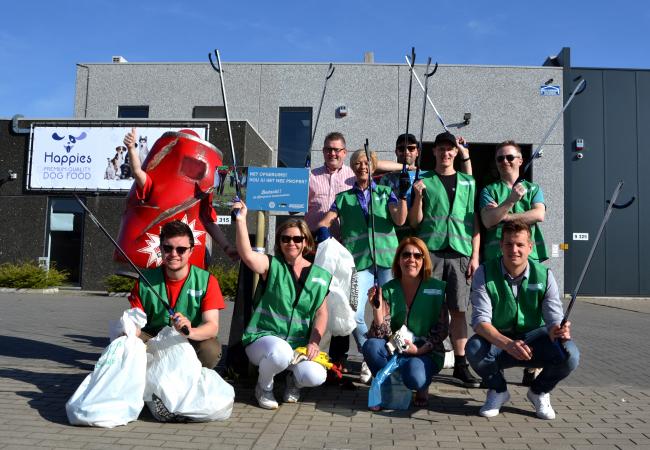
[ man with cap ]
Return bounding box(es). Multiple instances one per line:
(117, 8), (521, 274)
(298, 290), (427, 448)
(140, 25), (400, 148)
(465, 220), (579, 419)
(380, 133), (473, 241)
(409, 131), (481, 387)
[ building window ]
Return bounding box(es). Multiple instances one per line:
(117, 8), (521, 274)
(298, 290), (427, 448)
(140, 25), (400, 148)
(193, 106), (226, 119)
(118, 105), (149, 118)
(278, 107), (312, 168)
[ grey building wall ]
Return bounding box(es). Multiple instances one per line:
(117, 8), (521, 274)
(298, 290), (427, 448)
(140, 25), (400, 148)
(73, 61), (565, 292)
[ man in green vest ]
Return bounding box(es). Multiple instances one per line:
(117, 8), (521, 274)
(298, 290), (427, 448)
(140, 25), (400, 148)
(480, 140), (549, 386)
(480, 140), (548, 262)
(466, 220), (579, 420)
(409, 131), (481, 388)
(128, 220), (225, 368)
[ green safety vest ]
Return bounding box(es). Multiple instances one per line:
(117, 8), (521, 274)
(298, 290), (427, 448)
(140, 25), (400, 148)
(483, 180), (548, 261)
(242, 256), (331, 348)
(138, 265), (210, 336)
(335, 185), (400, 270)
(418, 172), (475, 256)
(382, 277), (447, 370)
(484, 258), (548, 334)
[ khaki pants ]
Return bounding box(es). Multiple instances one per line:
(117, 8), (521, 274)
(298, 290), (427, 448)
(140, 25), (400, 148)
(139, 331), (222, 369)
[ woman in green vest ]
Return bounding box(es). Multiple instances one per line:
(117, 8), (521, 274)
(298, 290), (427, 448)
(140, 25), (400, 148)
(363, 237), (448, 408)
(317, 149), (408, 377)
(233, 200), (330, 410)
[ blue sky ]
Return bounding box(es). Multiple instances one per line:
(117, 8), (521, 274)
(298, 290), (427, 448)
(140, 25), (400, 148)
(1, 0), (648, 118)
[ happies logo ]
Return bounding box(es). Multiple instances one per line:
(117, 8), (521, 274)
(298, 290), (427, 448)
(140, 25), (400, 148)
(45, 130), (93, 166)
(51, 132), (87, 152)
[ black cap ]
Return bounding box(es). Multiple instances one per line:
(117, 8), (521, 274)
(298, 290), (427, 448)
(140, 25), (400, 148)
(433, 131), (456, 147)
(396, 133), (419, 148)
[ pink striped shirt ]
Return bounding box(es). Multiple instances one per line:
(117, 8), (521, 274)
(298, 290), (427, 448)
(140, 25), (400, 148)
(304, 164), (355, 237)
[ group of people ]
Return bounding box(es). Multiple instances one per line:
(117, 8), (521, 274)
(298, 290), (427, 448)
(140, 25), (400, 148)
(121, 127), (579, 421)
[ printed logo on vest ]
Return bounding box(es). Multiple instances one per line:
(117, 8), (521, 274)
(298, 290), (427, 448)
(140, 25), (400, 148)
(188, 289), (204, 297)
(423, 288), (442, 295)
(526, 283), (543, 291)
(310, 277), (328, 287)
(458, 180), (474, 186)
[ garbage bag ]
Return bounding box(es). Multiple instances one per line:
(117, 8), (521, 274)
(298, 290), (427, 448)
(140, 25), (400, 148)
(314, 238), (356, 336)
(65, 308), (148, 428)
(368, 354), (412, 410)
(144, 326), (234, 422)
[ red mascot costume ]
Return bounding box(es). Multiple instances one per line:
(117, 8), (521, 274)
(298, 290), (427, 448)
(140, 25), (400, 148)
(115, 129), (223, 269)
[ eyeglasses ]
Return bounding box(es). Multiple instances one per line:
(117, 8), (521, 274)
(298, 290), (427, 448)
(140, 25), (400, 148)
(280, 235), (305, 244)
(324, 147), (345, 154)
(162, 245), (192, 255)
(396, 145), (418, 153)
(400, 251), (424, 260)
(496, 154), (520, 163)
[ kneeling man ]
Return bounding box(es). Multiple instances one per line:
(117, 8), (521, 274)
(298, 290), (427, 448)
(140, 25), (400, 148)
(128, 220), (225, 368)
(466, 220), (579, 419)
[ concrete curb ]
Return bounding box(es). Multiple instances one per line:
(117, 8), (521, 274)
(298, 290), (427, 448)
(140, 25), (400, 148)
(0, 287), (59, 294)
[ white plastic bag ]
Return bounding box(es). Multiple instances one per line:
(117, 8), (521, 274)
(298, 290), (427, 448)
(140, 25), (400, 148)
(144, 326), (234, 422)
(314, 238), (356, 336)
(66, 308), (148, 428)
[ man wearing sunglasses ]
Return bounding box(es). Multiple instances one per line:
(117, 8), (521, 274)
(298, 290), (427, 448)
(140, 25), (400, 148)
(128, 220), (225, 369)
(380, 133), (473, 241)
(409, 131), (481, 388)
(480, 141), (548, 262)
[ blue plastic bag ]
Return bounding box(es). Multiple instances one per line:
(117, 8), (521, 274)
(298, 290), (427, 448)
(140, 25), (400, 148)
(368, 354), (412, 410)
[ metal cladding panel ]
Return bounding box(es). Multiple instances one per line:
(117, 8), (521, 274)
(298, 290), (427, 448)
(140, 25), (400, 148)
(564, 69), (606, 296)
(602, 71), (639, 295)
(637, 72), (650, 295)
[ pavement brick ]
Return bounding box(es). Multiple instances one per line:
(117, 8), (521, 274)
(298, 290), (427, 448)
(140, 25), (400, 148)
(2, 293), (650, 449)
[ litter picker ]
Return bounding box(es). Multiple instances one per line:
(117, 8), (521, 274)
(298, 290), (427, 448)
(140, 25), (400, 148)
(73, 194), (190, 336)
(406, 54), (448, 132)
(561, 181), (635, 326)
(305, 63), (335, 168)
(364, 139), (380, 308)
(209, 49), (242, 220)
(414, 56), (437, 181)
(520, 77), (587, 178)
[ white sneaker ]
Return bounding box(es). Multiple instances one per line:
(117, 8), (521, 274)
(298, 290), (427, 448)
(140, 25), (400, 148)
(283, 372), (301, 403)
(255, 383), (278, 410)
(359, 361), (372, 385)
(479, 389), (511, 418)
(527, 389), (556, 420)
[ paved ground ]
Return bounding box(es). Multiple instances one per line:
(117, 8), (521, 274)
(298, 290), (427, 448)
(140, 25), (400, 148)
(1, 291), (649, 449)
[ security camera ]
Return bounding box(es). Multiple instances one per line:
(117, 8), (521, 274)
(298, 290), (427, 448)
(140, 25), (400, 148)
(8, 170), (17, 180)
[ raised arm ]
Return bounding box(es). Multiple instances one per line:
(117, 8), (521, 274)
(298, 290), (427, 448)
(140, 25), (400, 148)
(233, 199), (269, 275)
(408, 179), (426, 228)
(123, 128), (147, 189)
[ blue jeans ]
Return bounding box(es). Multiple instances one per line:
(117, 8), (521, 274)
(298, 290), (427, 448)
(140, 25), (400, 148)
(353, 268), (393, 352)
(465, 327), (580, 394)
(362, 338), (439, 390)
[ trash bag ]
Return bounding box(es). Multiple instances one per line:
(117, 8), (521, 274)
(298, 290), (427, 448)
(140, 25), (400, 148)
(368, 354), (412, 410)
(144, 326), (234, 422)
(65, 308), (148, 428)
(314, 238), (356, 336)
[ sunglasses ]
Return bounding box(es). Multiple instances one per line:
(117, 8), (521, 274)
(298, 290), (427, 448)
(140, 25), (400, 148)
(396, 145), (418, 153)
(162, 245), (192, 255)
(400, 251), (424, 260)
(280, 235), (305, 244)
(496, 154), (519, 163)
(324, 147), (345, 154)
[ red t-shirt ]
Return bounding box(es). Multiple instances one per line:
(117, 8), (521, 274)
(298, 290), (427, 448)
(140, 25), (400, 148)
(129, 271), (225, 314)
(136, 174), (217, 222)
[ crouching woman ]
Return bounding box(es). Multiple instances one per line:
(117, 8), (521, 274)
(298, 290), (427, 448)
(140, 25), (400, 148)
(363, 237), (448, 407)
(233, 200), (329, 410)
